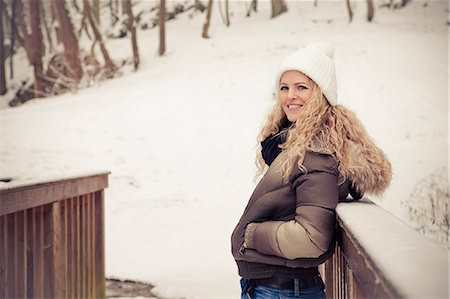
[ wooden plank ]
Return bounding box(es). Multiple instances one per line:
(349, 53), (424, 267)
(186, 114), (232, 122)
(341, 249), (346, 298)
(344, 252), (349, 297)
(6, 214), (15, 298)
(0, 173), (109, 216)
(68, 197), (75, 299)
(338, 248), (342, 299)
(33, 207), (45, 298)
(80, 195), (86, 298)
(13, 213), (19, 297)
(62, 199), (68, 299)
(39, 206), (46, 298)
(43, 204), (54, 298)
(86, 193), (92, 299)
(16, 211), (26, 298)
(0, 216), (7, 298)
(91, 192), (97, 298)
(323, 257), (333, 298)
(46, 202), (63, 298)
(335, 249), (339, 299)
(330, 257), (334, 298)
(76, 196), (81, 297)
(335, 249), (338, 299)
(94, 190), (105, 298)
(26, 208), (33, 298)
(86, 194), (90, 298)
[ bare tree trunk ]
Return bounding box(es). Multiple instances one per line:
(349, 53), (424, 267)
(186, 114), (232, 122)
(122, 0), (127, 17)
(16, 0), (31, 51)
(52, 0), (83, 82)
(83, 0), (116, 76)
(51, 1), (62, 44)
(124, 0), (140, 68)
(0, 0), (6, 94)
(202, 0), (213, 38)
(159, 0), (166, 56)
(3, 1), (24, 49)
(271, 0), (287, 18)
(94, 0), (100, 24)
(225, 0), (230, 26)
(79, 4), (93, 40)
(40, 1), (55, 54)
(246, 0), (257, 17)
(109, 0), (117, 26)
(72, 0), (81, 12)
(367, 0), (374, 22)
(345, 0), (353, 23)
(218, 0), (229, 26)
(9, 0), (16, 79)
(30, 0), (45, 98)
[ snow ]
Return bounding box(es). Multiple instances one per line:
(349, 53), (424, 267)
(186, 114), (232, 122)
(336, 200), (448, 299)
(1, 1), (448, 298)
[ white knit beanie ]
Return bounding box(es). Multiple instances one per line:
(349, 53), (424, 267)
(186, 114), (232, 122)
(275, 43), (338, 106)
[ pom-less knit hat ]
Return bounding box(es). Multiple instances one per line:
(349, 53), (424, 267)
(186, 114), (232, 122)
(275, 43), (337, 106)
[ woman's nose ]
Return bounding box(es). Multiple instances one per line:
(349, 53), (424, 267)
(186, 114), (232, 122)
(288, 90), (297, 99)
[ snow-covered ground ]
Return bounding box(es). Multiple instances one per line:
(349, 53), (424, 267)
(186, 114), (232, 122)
(1, 1), (448, 298)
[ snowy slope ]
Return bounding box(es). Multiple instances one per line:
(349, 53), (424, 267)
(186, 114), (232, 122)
(1, 1), (448, 298)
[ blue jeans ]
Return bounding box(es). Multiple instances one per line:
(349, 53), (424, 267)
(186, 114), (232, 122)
(240, 278), (326, 299)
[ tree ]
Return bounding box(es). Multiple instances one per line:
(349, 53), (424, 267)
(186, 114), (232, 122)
(9, 0), (16, 79)
(124, 0), (140, 68)
(40, 1), (55, 54)
(225, 0), (230, 27)
(159, 0), (166, 56)
(202, 0), (213, 38)
(271, 0), (287, 19)
(83, 0), (116, 77)
(345, 0), (353, 23)
(29, 0), (45, 98)
(51, 1), (62, 44)
(0, 0), (6, 95)
(52, 0), (83, 82)
(345, 0), (374, 23)
(219, 0), (230, 26)
(71, 0), (81, 12)
(94, 0), (100, 24)
(109, 0), (119, 26)
(367, 0), (375, 22)
(246, 0), (257, 17)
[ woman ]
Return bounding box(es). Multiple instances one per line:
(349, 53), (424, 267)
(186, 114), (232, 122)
(231, 43), (392, 299)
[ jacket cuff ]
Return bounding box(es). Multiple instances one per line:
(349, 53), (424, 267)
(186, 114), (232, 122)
(245, 221), (284, 257)
(244, 222), (258, 249)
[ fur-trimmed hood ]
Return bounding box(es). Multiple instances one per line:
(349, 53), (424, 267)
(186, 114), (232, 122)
(308, 137), (392, 197)
(308, 136), (392, 195)
(344, 140), (392, 196)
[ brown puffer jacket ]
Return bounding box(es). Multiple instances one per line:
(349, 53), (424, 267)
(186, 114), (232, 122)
(231, 150), (347, 278)
(231, 146), (391, 279)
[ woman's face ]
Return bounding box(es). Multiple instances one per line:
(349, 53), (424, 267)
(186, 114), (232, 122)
(279, 70), (313, 122)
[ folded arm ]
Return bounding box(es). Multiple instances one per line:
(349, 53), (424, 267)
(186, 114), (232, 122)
(244, 154), (339, 259)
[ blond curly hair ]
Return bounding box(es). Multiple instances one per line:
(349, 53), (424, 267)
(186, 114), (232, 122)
(256, 82), (391, 195)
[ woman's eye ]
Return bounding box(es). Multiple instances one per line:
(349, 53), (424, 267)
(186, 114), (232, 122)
(298, 85), (307, 90)
(280, 86), (288, 91)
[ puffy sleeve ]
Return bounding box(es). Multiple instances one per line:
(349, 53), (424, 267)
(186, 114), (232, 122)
(244, 152), (339, 259)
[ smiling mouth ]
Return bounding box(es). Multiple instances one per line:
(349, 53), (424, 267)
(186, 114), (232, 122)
(287, 104), (303, 109)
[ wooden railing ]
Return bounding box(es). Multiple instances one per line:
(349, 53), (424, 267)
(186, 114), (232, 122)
(0, 172), (109, 298)
(322, 199), (448, 299)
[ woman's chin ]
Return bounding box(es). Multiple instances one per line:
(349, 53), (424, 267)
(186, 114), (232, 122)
(286, 115), (299, 122)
